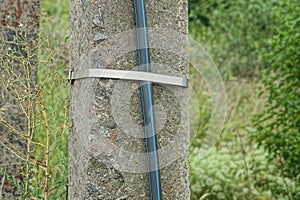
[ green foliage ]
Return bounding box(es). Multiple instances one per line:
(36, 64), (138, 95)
(189, 0), (278, 78)
(189, 1), (300, 199)
(191, 147), (287, 200)
(41, 0), (70, 28)
(190, 145), (300, 200)
(252, 0), (300, 184)
(189, 72), (300, 199)
(189, 65), (211, 148)
(189, 78), (300, 199)
(189, 73), (294, 200)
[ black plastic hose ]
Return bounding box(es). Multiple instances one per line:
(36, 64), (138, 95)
(133, 0), (162, 199)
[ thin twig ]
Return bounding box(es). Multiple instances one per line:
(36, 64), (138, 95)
(0, 118), (27, 139)
(0, 162), (24, 167)
(0, 141), (28, 164)
(0, 167), (6, 199)
(41, 103), (50, 200)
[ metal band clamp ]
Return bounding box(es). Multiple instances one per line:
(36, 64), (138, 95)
(68, 69), (188, 87)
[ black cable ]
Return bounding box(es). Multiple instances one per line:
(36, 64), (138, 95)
(133, 0), (162, 199)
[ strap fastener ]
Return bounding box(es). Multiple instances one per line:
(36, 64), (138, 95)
(68, 69), (188, 88)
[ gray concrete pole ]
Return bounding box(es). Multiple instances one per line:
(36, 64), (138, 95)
(0, 0), (40, 199)
(69, 0), (189, 199)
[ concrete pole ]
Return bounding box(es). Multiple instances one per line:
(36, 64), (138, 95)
(69, 0), (189, 199)
(0, 0), (40, 199)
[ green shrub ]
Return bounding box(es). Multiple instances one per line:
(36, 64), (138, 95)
(190, 145), (300, 200)
(189, 0), (278, 78)
(252, 0), (300, 183)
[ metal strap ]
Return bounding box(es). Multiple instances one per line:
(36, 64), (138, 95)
(69, 69), (188, 87)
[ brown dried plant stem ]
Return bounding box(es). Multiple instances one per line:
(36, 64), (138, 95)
(25, 60), (34, 197)
(40, 103), (50, 200)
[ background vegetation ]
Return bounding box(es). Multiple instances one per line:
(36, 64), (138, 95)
(189, 0), (300, 199)
(0, 0), (299, 199)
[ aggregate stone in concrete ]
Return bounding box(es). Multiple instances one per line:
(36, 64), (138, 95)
(69, 0), (189, 199)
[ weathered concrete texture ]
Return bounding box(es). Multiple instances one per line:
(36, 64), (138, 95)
(69, 0), (189, 199)
(0, 0), (40, 199)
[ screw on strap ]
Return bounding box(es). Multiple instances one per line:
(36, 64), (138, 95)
(68, 68), (188, 88)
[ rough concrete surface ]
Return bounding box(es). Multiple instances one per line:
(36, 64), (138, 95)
(69, 0), (189, 199)
(0, 0), (40, 199)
